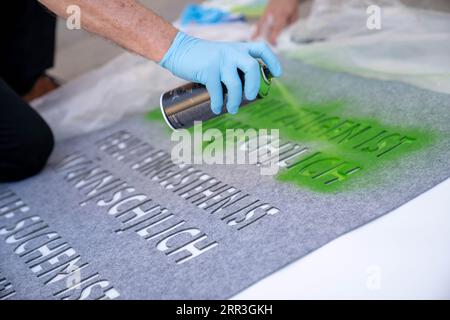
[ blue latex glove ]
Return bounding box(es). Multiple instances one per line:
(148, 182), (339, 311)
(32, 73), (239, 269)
(159, 31), (282, 114)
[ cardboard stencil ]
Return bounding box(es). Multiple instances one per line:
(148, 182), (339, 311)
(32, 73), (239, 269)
(1, 58), (449, 300)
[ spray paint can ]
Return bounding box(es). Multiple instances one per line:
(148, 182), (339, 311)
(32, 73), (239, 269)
(160, 61), (272, 130)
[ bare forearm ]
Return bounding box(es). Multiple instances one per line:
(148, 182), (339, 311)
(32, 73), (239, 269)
(38, 0), (178, 62)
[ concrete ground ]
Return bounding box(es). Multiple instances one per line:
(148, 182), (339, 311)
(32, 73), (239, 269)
(49, 0), (450, 82)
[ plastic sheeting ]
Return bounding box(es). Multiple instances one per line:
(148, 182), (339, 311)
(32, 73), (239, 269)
(32, 54), (183, 141)
(279, 0), (450, 94)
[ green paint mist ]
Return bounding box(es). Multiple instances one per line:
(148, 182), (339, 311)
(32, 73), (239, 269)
(146, 80), (434, 193)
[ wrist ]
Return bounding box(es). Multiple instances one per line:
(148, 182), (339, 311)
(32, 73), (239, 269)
(159, 31), (195, 71)
(155, 26), (179, 63)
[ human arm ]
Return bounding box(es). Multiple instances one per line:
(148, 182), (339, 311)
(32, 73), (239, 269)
(253, 0), (304, 45)
(38, 0), (177, 61)
(38, 0), (282, 114)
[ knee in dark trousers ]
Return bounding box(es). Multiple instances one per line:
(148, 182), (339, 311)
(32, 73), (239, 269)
(0, 79), (54, 182)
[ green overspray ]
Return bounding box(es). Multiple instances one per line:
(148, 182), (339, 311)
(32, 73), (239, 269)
(146, 80), (434, 193)
(230, 4), (266, 19)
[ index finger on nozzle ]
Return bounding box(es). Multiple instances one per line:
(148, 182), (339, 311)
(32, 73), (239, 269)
(247, 42), (282, 78)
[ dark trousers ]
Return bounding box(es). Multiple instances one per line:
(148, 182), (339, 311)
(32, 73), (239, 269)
(0, 0), (57, 95)
(0, 1), (56, 181)
(0, 79), (54, 181)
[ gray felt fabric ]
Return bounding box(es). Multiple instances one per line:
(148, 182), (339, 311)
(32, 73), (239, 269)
(1, 58), (449, 300)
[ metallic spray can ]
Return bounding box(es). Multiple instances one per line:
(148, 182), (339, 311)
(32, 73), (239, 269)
(160, 62), (272, 130)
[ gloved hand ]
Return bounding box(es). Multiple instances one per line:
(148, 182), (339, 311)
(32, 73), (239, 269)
(159, 31), (282, 114)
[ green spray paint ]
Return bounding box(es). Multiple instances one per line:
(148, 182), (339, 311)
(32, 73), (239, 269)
(230, 4), (266, 18)
(146, 80), (434, 193)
